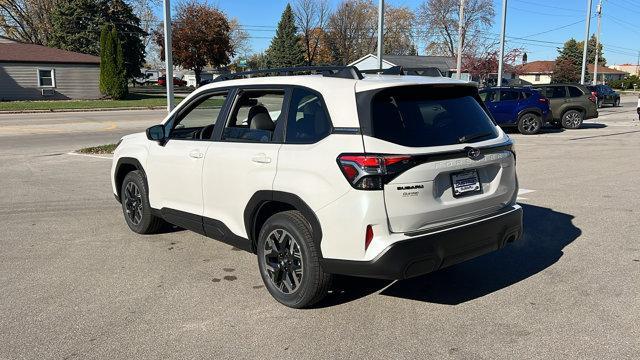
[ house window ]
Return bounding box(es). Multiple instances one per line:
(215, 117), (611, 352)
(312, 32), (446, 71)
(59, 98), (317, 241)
(534, 74), (540, 81)
(37, 69), (55, 87)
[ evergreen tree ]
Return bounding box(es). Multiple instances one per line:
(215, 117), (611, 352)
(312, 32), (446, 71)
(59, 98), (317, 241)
(50, 0), (146, 79)
(266, 4), (305, 68)
(578, 34), (606, 65)
(99, 25), (128, 99)
(552, 38), (585, 83)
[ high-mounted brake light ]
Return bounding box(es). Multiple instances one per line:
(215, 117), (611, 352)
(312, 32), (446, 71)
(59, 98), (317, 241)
(337, 154), (412, 190)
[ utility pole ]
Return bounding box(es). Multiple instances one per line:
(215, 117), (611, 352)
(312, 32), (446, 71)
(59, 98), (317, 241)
(377, 0), (384, 71)
(497, 0), (507, 87)
(162, 0), (174, 112)
(580, 0), (593, 85)
(456, 0), (465, 79)
(592, 0), (602, 85)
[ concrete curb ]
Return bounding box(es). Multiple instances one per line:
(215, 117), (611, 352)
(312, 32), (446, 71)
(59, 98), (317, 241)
(0, 106), (167, 115)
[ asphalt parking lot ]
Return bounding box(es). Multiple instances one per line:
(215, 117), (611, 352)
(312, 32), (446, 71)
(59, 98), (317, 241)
(1, 96), (639, 359)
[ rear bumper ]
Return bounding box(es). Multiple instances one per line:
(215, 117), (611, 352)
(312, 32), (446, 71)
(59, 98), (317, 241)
(321, 205), (523, 280)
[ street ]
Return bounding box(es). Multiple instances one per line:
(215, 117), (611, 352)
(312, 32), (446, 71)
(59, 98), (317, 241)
(1, 96), (639, 359)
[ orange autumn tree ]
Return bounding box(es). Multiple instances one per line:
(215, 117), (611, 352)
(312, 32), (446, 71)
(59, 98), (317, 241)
(154, 1), (234, 86)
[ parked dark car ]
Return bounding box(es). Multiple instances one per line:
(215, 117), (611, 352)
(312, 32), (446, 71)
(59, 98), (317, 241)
(587, 84), (620, 108)
(534, 84), (598, 129)
(157, 76), (187, 87)
(478, 87), (551, 135)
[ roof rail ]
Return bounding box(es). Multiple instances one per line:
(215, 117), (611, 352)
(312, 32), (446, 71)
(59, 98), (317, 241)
(360, 65), (443, 77)
(213, 66), (364, 82)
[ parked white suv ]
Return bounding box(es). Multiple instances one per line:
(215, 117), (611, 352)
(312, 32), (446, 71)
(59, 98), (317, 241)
(111, 67), (522, 308)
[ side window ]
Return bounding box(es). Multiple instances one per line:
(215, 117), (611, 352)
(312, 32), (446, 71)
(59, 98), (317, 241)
(547, 86), (567, 99)
(222, 90), (285, 143)
(169, 92), (228, 140)
(285, 88), (331, 144)
(520, 91), (531, 99)
(499, 90), (518, 101)
(38, 69), (55, 87)
(568, 86), (584, 97)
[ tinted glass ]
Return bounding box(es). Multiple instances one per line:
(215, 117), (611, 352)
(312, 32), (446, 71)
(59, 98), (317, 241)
(223, 91), (285, 143)
(499, 90), (518, 101)
(568, 86), (584, 97)
(370, 86), (498, 147)
(286, 88), (331, 144)
(545, 86), (566, 99)
(521, 91), (532, 99)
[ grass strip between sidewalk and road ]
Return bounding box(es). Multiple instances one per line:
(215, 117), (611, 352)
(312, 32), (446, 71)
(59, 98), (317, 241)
(77, 144), (118, 155)
(0, 94), (184, 112)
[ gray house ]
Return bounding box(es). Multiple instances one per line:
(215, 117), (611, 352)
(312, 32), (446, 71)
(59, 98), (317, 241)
(0, 37), (101, 101)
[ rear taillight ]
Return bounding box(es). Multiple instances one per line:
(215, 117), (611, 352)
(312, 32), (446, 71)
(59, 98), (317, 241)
(337, 154), (412, 190)
(589, 92), (597, 103)
(538, 97), (548, 104)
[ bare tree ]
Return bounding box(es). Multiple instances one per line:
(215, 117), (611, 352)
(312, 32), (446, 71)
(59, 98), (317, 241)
(326, 0), (377, 65)
(293, 0), (330, 65)
(0, 0), (59, 44)
(229, 18), (251, 59)
(418, 0), (494, 57)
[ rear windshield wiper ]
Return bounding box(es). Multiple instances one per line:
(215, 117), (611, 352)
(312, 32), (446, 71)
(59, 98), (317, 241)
(458, 131), (493, 143)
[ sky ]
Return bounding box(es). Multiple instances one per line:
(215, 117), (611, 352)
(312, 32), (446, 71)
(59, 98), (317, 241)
(176, 0), (640, 65)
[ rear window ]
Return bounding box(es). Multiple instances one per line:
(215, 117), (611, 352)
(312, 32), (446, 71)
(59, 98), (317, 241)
(369, 86), (498, 147)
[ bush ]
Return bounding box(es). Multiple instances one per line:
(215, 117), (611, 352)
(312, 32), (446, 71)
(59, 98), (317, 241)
(99, 24), (128, 99)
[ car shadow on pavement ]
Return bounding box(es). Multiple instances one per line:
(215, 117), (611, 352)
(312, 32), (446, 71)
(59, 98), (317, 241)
(318, 204), (581, 307)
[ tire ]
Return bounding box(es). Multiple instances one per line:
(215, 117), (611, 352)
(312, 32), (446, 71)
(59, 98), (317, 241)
(120, 170), (165, 234)
(517, 113), (542, 135)
(561, 110), (583, 129)
(257, 210), (332, 308)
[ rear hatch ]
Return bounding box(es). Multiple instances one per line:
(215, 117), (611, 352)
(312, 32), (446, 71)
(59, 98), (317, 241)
(356, 84), (517, 234)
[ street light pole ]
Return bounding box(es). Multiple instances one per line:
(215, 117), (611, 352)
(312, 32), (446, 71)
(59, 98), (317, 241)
(580, 0), (593, 85)
(162, 0), (174, 112)
(456, 0), (465, 80)
(497, 0), (507, 87)
(592, 0), (602, 85)
(377, 0), (384, 70)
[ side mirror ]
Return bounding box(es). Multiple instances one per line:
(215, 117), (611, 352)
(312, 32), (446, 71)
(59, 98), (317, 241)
(146, 124), (166, 142)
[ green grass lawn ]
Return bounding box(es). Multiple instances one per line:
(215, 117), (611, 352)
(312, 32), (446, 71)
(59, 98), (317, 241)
(0, 93), (184, 111)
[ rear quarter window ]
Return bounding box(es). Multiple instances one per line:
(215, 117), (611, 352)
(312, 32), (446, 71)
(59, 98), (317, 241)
(367, 86), (498, 147)
(568, 86), (584, 97)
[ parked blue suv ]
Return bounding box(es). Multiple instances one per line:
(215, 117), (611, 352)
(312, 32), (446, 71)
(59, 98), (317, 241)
(479, 87), (551, 135)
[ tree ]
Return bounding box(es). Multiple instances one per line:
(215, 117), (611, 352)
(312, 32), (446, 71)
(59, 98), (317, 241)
(266, 4), (305, 67)
(383, 6), (417, 56)
(229, 18), (251, 59)
(578, 34), (606, 65)
(0, 0), (59, 44)
(326, 0), (377, 65)
(49, 0), (146, 79)
(154, 2), (234, 86)
(417, 0), (494, 57)
(99, 25), (128, 99)
(463, 48), (523, 85)
(293, 0), (330, 65)
(552, 38), (584, 83)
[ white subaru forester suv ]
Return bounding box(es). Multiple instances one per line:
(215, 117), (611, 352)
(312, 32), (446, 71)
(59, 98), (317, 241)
(111, 67), (522, 308)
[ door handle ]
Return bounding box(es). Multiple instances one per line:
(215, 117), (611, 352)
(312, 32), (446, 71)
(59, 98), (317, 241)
(252, 153), (271, 164)
(189, 150), (204, 159)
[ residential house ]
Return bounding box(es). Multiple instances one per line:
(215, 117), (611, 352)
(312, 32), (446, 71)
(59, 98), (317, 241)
(518, 60), (628, 85)
(0, 37), (101, 101)
(348, 54), (467, 79)
(610, 63), (639, 76)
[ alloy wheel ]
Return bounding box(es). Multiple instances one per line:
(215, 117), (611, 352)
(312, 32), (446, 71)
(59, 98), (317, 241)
(263, 229), (304, 294)
(565, 112), (582, 128)
(521, 114), (539, 134)
(124, 181), (143, 225)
